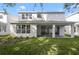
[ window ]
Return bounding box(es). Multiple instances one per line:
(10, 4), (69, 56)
(22, 25), (26, 33)
(21, 13), (32, 19)
(16, 25), (21, 33)
(25, 13), (28, 19)
(0, 15), (3, 19)
(22, 14), (25, 19)
(16, 25), (30, 33)
(0, 24), (6, 32)
(3, 25), (6, 32)
(27, 25), (30, 33)
(37, 14), (42, 18)
(26, 13), (28, 16)
(29, 14), (32, 19)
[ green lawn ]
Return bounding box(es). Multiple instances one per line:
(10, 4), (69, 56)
(0, 35), (79, 55)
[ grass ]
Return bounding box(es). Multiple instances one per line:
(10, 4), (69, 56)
(0, 35), (79, 55)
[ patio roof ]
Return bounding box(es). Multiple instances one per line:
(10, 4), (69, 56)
(10, 20), (76, 25)
(18, 11), (64, 14)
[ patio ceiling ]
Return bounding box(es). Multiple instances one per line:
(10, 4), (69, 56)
(10, 20), (76, 25)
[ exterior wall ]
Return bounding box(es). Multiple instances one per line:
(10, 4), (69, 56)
(32, 14), (42, 21)
(0, 11), (71, 37)
(41, 14), (47, 21)
(10, 24), (31, 37)
(65, 25), (79, 36)
(0, 13), (10, 35)
(7, 14), (18, 23)
(9, 24), (17, 36)
(18, 12), (65, 21)
(66, 13), (79, 36)
(0, 13), (18, 36)
(65, 26), (71, 34)
(32, 14), (37, 18)
(47, 13), (65, 21)
(30, 24), (37, 37)
(0, 23), (9, 35)
(18, 13), (47, 21)
(66, 13), (79, 22)
(0, 13), (8, 23)
(10, 24), (37, 37)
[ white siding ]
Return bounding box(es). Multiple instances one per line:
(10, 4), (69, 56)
(0, 13), (8, 23)
(41, 14), (47, 21)
(47, 13), (65, 21)
(66, 13), (79, 22)
(7, 15), (18, 23)
(66, 13), (79, 36)
(65, 26), (71, 34)
(30, 24), (37, 37)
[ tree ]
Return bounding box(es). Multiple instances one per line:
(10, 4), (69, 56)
(33, 3), (36, 11)
(40, 3), (43, 11)
(64, 3), (79, 12)
(33, 3), (43, 11)
(1, 3), (16, 14)
(64, 3), (74, 9)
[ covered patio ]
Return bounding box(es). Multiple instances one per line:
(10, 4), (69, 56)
(36, 21), (75, 38)
(11, 20), (75, 38)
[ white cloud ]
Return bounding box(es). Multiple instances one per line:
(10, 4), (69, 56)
(20, 6), (26, 10)
(17, 6), (26, 11)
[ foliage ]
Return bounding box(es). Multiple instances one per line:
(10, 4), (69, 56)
(64, 3), (79, 12)
(0, 3), (16, 14)
(0, 36), (79, 55)
(64, 3), (74, 9)
(33, 3), (43, 11)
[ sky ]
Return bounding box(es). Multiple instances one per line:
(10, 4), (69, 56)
(0, 3), (64, 15)
(65, 4), (79, 16)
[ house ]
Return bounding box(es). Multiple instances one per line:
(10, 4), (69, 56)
(65, 4), (79, 36)
(0, 11), (75, 38)
(66, 12), (79, 36)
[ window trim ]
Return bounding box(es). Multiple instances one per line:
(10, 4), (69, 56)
(0, 24), (6, 32)
(22, 14), (25, 19)
(16, 24), (30, 34)
(27, 25), (30, 33)
(21, 13), (32, 19)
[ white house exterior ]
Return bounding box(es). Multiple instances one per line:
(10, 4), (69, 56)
(66, 12), (79, 36)
(0, 11), (75, 38)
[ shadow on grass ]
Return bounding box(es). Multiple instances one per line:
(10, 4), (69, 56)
(0, 37), (79, 55)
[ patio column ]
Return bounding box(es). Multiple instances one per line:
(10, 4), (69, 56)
(31, 24), (37, 37)
(52, 25), (55, 38)
(71, 24), (74, 38)
(7, 23), (10, 33)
